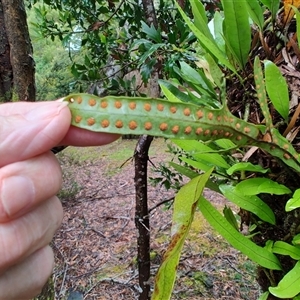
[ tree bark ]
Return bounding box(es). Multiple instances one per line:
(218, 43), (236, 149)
(134, 1), (162, 299)
(1, 0), (35, 101)
(0, 1), (13, 102)
(134, 135), (153, 300)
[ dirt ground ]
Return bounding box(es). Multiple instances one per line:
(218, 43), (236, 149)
(52, 138), (260, 300)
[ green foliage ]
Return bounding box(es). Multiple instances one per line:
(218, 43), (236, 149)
(199, 196), (281, 270)
(147, 0), (300, 298)
(269, 261), (300, 298)
(149, 162), (183, 191)
(220, 185), (276, 225)
(28, 0), (196, 96)
(28, 0), (300, 298)
(27, 4), (86, 99)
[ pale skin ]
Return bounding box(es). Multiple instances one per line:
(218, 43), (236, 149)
(0, 101), (119, 299)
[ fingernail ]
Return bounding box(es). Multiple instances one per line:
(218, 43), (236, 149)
(0, 176), (35, 219)
(25, 101), (68, 121)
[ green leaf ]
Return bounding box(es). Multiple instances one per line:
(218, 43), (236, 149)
(169, 162), (199, 179)
(258, 291), (269, 300)
(212, 11), (225, 53)
(141, 21), (162, 43)
(286, 189), (300, 212)
(179, 61), (215, 97)
(152, 170), (213, 300)
(221, 0), (251, 68)
(264, 60), (289, 121)
(265, 240), (274, 252)
(158, 80), (195, 103)
(223, 206), (239, 231)
(139, 44), (165, 64)
(190, 0), (214, 41)
(259, 0), (280, 19)
(254, 56), (273, 129)
(172, 139), (212, 153)
(291, 6), (300, 47)
(160, 82), (182, 103)
(235, 178), (292, 195)
(176, 1), (238, 75)
(199, 197), (281, 270)
(173, 140), (230, 169)
(180, 157), (213, 173)
(214, 138), (236, 149)
(169, 161), (221, 193)
(203, 53), (224, 88)
(292, 234), (300, 246)
(220, 185), (276, 225)
(227, 162), (269, 175)
(272, 241), (300, 260)
(245, 0), (264, 31)
(269, 261), (300, 298)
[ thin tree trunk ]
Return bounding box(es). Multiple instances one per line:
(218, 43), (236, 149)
(134, 1), (162, 299)
(0, 1), (13, 102)
(134, 135), (153, 300)
(1, 0), (35, 101)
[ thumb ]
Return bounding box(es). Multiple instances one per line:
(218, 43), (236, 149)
(0, 101), (71, 167)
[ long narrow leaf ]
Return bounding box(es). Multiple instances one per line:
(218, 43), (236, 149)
(221, 0), (251, 68)
(254, 57), (273, 129)
(169, 161), (221, 193)
(220, 184), (276, 225)
(190, 0), (214, 42)
(176, 1), (237, 75)
(199, 197), (281, 270)
(291, 5), (300, 51)
(235, 178), (291, 196)
(272, 241), (300, 260)
(246, 0), (264, 31)
(269, 261), (300, 298)
(260, 0), (280, 19)
(212, 11), (225, 53)
(227, 162), (269, 175)
(264, 60), (289, 121)
(152, 170), (213, 300)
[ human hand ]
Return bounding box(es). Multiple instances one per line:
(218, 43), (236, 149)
(0, 101), (119, 299)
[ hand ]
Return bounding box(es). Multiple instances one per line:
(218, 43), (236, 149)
(0, 101), (119, 299)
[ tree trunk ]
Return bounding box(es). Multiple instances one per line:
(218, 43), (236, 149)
(0, 1), (13, 102)
(134, 135), (153, 300)
(134, 1), (162, 299)
(1, 0), (35, 101)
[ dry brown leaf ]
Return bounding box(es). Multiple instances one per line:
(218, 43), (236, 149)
(284, 0), (300, 25)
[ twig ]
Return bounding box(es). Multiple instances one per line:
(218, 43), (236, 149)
(59, 263), (69, 296)
(149, 196), (174, 213)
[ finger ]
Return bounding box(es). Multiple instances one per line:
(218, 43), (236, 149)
(0, 246), (54, 300)
(59, 125), (120, 146)
(0, 101), (120, 158)
(0, 101), (71, 167)
(0, 152), (62, 222)
(0, 196), (62, 272)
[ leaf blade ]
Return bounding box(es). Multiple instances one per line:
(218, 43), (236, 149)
(264, 60), (289, 121)
(220, 184), (276, 225)
(222, 0), (251, 68)
(152, 170), (213, 300)
(199, 197), (281, 270)
(269, 261), (300, 298)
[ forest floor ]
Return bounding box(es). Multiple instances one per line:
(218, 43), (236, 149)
(51, 138), (261, 300)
